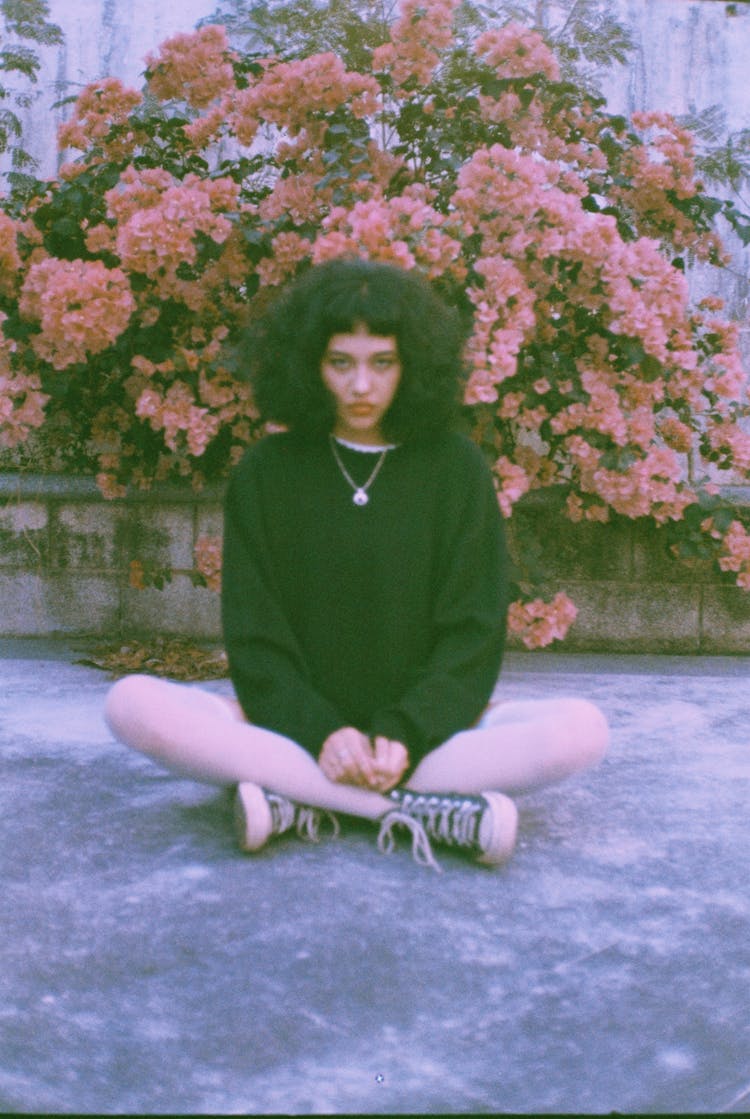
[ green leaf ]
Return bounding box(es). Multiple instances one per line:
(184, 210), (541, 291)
(599, 447), (640, 472)
(711, 506), (735, 534)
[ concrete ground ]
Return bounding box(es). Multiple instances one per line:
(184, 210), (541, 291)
(1, 639), (750, 1115)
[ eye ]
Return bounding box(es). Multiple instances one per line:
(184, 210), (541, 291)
(326, 354), (351, 371)
(374, 355), (398, 370)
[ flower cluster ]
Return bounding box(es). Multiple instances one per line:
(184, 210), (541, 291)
(194, 534), (223, 592)
(0, 315), (50, 448)
(58, 78), (143, 161)
(493, 454), (531, 517)
(507, 592), (579, 649)
(617, 112), (722, 259)
(312, 190), (464, 279)
(0, 214), (22, 297)
(702, 518), (750, 590)
(373, 0), (461, 89)
(232, 53), (380, 145)
(135, 383), (221, 458)
(19, 258), (136, 369)
(475, 22), (560, 81)
(464, 255), (537, 403)
(107, 171), (240, 308)
(145, 25), (237, 109)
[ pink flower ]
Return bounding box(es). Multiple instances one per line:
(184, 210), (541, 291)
(715, 521), (750, 589)
(96, 474), (127, 500)
(507, 593), (578, 649)
(146, 26), (237, 109)
(659, 416), (693, 453)
(493, 455), (531, 517)
(58, 78), (142, 154)
(194, 534), (223, 591)
(232, 53), (379, 141)
(0, 322), (50, 446)
(0, 214), (22, 296)
(311, 192), (462, 280)
(19, 258), (135, 370)
(259, 174), (323, 225)
(183, 96), (234, 148)
(475, 23), (560, 81)
(464, 256), (536, 386)
(135, 382), (221, 457)
(114, 177), (238, 304)
(705, 421), (750, 472)
(373, 0), (461, 88)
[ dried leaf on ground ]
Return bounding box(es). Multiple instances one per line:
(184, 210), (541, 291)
(76, 637), (229, 681)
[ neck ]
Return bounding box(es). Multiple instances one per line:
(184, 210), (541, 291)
(332, 422), (387, 447)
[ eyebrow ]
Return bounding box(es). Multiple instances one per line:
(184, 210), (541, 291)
(325, 346), (398, 357)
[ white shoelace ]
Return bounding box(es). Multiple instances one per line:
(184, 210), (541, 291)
(376, 812), (442, 872)
(424, 798), (481, 846)
(296, 807), (341, 842)
(267, 792), (297, 835)
(266, 794), (340, 842)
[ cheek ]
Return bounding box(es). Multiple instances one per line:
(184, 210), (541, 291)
(321, 371), (345, 405)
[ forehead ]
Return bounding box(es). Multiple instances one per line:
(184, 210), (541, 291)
(325, 328), (399, 354)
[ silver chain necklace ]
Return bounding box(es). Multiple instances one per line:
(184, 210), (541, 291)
(329, 435), (390, 506)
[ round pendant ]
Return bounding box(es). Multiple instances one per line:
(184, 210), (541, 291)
(353, 490), (369, 506)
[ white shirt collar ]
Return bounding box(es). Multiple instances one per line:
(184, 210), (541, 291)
(333, 435), (399, 453)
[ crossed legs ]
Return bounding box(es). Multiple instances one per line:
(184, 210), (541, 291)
(104, 674), (391, 820)
(104, 674), (609, 814)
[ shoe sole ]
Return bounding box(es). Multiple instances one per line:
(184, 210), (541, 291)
(233, 782), (273, 852)
(477, 791), (519, 866)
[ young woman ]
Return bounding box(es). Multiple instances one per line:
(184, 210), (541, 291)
(105, 259), (608, 870)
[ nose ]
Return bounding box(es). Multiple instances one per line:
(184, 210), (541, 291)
(352, 363), (373, 395)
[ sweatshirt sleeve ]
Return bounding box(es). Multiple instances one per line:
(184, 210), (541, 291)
(368, 441), (509, 759)
(221, 455), (344, 755)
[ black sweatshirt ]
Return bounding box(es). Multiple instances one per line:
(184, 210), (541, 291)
(221, 429), (509, 765)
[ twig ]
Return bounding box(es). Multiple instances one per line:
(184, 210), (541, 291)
(553, 942), (621, 971)
(720, 1081), (750, 1113)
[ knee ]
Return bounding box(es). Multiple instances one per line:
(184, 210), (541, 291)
(557, 697), (609, 768)
(104, 673), (162, 742)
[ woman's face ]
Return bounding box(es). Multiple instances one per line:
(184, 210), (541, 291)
(321, 324), (402, 445)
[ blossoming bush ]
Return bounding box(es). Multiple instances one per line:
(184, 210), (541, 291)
(1, 2), (749, 646)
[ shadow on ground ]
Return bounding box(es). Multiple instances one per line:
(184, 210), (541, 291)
(2, 641), (749, 1113)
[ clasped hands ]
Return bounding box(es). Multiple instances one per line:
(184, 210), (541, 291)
(319, 727), (409, 792)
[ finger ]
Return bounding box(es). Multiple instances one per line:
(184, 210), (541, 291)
(372, 737), (409, 786)
(393, 741), (409, 777)
(320, 740), (354, 783)
(372, 735), (393, 766)
(331, 743), (373, 786)
(344, 732), (376, 782)
(373, 736), (400, 773)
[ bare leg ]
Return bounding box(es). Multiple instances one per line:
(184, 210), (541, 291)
(104, 674), (390, 820)
(408, 697), (609, 796)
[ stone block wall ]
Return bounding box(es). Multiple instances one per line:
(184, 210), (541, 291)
(510, 499), (750, 654)
(0, 475), (223, 640)
(1, 472), (750, 652)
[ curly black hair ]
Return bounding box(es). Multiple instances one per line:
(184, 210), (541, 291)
(244, 258), (467, 442)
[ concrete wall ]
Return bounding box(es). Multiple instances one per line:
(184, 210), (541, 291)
(0, 474), (222, 641)
(3, 473), (750, 652)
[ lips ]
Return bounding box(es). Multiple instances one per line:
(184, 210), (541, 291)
(348, 405), (375, 415)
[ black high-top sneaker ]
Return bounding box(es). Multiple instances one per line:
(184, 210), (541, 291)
(234, 782), (340, 853)
(377, 789), (518, 871)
